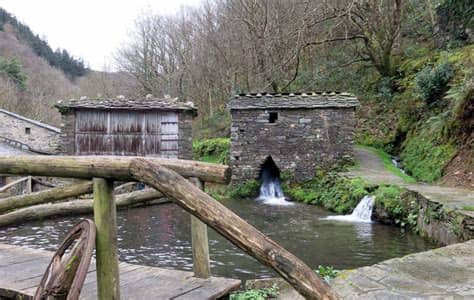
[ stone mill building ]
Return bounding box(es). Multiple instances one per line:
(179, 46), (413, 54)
(228, 92), (359, 183)
(56, 96), (196, 159)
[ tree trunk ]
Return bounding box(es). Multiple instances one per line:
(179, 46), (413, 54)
(0, 181), (93, 213)
(129, 158), (337, 300)
(0, 188), (167, 227)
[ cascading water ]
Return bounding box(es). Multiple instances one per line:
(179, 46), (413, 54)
(323, 195), (375, 222)
(257, 157), (293, 205)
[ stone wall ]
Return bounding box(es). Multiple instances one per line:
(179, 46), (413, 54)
(178, 111), (194, 160)
(58, 111), (75, 155)
(0, 111), (60, 153)
(230, 108), (356, 183)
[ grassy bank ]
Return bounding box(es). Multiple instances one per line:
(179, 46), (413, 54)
(283, 169), (420, 233)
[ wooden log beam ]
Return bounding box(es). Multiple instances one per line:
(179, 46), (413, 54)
(93, 178), (120, 300)
(130, 159), (337, 300)
(0, 155), (230, 184)
(0, 181), (93, 213)
(0, 189), (167, 228)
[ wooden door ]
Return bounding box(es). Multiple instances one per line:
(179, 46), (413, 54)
(159, 112), (178, 158)
(75, 110), (179, 157)
(75, 110), (111, 155)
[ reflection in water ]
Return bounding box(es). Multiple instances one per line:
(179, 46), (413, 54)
(0, 198), (437, 280)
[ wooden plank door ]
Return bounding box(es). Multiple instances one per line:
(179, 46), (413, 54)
(75, 110), (111, 155)
(159, 112), (178, 158)
(109, 111), (143, 156)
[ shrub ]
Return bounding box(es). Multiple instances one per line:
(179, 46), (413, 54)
(415, 62), (453, 103)
(193, 138), (230, 164)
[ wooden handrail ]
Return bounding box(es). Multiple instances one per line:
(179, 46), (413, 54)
(0, 155), (230, 184)
(0, 155), (336, 299)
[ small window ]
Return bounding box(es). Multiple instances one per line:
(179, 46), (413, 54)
(269, 112), (278, 123)
(25, 127), (31, 134)
(234, 156), (240, 161)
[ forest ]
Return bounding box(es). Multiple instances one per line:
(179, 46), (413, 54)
(0, 0), (472, 186)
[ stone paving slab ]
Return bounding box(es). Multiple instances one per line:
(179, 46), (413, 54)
(331, 240), (474, 299)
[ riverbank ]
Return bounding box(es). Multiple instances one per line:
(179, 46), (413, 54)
(347, 146), (474, 245)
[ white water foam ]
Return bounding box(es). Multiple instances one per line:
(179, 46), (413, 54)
(323, 195), (375, 223)
(257, 178), (293, 206)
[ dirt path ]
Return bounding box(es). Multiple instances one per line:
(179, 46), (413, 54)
(347, 147), (474, 213)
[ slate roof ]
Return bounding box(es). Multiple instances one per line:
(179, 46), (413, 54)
(0, 108), (60, 133)
(228, 92), (359, 110)
(55, 96), (197, 112)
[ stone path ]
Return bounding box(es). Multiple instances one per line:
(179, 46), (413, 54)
(347, 147), (474, 213)
(331, 240), (474, 299)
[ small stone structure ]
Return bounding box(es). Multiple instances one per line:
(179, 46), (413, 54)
(0, 108), (60, 153)
(228, 92), (359, 183)
(56, 96), (197, 159)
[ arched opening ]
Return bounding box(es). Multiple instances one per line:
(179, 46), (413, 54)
(259, 156), (280, 182)
(257, 156), (289, 204)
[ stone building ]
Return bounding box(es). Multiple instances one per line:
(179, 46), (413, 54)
(0, 108), (60, 154)
(228, 92), (359, 183)
(55, 96), (197, 159)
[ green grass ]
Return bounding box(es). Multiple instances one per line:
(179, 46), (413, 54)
(461, 206), (474, 211)
(357, 145), (417, 183)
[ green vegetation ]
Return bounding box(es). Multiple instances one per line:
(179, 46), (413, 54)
(373, 186), (419, 231)
(193, 138), (230, 164)
(229, 180), (260, 199)
(461, 206), (474, 212)
(357, 145), (416, 183)
(415, 62), (453, 103)
(0, 57), (27, 89)
(230, 284), (279, 300)
(357, 45), (473, 183)
(315, 265), (340, 283)
(284, 170), (369, 214)
(400, 133), (456, 182)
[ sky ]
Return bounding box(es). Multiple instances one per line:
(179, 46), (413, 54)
(0, 0), (202, 71)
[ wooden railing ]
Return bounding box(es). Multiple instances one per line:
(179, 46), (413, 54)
(0, 155), (336, 300)
(0, 136), (54, 155)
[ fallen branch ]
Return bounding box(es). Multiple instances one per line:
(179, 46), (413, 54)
(0, 188), (168, 227)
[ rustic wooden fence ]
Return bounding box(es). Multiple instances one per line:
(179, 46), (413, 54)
(0, 155), (336, 300)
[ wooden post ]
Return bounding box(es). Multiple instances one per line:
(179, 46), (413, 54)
(26, 176), (32, 194)
(93, 178), (120, 300)
(189, 177), (211, 278)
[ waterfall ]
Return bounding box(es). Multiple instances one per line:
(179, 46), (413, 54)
(323, 195), (375, 223)
(257, 157), (292, 206)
